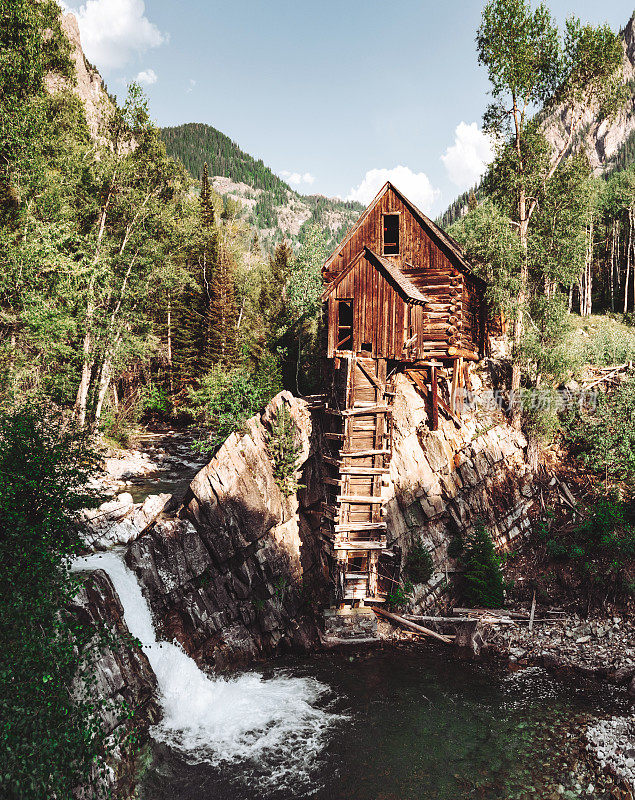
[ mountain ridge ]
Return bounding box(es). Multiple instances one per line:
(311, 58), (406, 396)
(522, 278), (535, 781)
(160, 122), (363, 249)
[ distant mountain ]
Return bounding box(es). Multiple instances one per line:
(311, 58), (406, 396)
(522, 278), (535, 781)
(438, 13), (635, 229)
(160, 123), (363, 249)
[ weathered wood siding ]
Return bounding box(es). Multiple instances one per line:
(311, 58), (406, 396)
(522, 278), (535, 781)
(324, 184), (485, 359)
(326, 253), (409, 359)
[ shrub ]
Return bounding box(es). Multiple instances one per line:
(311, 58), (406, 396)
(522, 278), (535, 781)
(404, 541), (434, 584)
(546, 538), (568, 560)
(0, 407), (110, 798)
(386, 580), (414, 610)
(188, 352), (283, 450)
(447, 535), (464, 559)
(267, 403), (303, 496)
(461, 521), (505, 608)
(563, 377), (635, 482)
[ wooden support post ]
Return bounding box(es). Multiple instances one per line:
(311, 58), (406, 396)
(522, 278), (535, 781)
(430, 364), (438, 431)
(450, 358), (460, 413)
(456, 357), (464, 414)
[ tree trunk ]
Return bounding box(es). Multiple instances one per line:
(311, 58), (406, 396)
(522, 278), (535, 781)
(625, 209), (633, 314)
(94, 355), (113, 423)
(74, 294), (95, 427)
(167, 291), (173, 393)
(610, 219), (617, 312)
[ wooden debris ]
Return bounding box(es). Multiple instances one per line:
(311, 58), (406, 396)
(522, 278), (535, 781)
(373, 607), (453, 644)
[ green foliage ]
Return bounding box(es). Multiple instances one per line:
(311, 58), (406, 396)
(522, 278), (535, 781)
(564, 376), (635, 481)
(571, 315), (635, 366)
(187, 353), (283, 450)
(541, 496), (635, 597)
(460, 521), (505, 608)
(0, 407), (110, 799)
(267, 403), (303, 497)
(404, 541), (434, 584)
(447, 535), (465, 560)
(386, 580), (414, 611)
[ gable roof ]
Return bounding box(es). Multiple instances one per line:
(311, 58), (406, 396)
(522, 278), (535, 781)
(323, 181), (486, 287)
(322, 246), (431, 305)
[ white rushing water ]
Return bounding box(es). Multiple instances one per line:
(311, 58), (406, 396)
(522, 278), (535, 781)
(72, 551), (339, 792)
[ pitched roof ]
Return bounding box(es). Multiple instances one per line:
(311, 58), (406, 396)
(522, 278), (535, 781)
(322, 181), (486, 287)
(322, 246), (431, 305)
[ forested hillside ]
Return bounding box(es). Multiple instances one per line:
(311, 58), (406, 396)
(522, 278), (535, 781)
(161, 122), (363, 249)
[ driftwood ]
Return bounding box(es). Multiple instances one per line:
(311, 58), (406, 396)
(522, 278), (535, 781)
(373, 607), (453, 644)
(453, 607), (565, 619)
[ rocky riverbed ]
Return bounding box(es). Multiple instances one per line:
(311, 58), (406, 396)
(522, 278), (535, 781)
(481, 612), (635, 794)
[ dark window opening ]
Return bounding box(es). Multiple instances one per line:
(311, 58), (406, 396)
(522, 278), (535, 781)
(383, 213), (399, 255)
(360, 342), (372, 355)
(337, 299), (353, 350)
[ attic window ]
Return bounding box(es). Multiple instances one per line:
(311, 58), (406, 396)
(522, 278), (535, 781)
(383, 213), (399, 255)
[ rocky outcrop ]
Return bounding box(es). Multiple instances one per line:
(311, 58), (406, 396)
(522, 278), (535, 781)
(541, 13), (635, 173)
(82, 492), (171, 550)
(70, 570), (159, 798)
(126, 392), (328, 670)
(385, 373), (534, 610)
(45, 13), (113, 142)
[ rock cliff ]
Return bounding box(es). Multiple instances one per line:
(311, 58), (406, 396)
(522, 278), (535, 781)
(541, 14), (635, 174)
(126, 391), (328, 669)
(118, 378), (534, 666)
(385, 373), (534, 610)
(70, 570), (159, 798)
(44, 13), (113, 142)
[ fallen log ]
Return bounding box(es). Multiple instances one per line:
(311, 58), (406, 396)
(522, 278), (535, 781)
(373, 607), (453, 644)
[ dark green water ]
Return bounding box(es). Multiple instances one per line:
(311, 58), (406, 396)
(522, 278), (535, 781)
(140, 646), (627, 800)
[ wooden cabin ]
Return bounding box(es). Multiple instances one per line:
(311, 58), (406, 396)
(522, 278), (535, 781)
(322, 181), (486, 362)
(320, 182), (487, 608)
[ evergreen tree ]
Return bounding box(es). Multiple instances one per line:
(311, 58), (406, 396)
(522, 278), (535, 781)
(200, 161), (215, 228)
(208, 241), (238, 365)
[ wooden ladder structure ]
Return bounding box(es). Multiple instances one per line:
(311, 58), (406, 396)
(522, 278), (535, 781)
(322, 354), (392, 604)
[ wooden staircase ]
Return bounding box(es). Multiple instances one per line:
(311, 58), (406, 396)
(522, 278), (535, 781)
(321, 354), (393, 604)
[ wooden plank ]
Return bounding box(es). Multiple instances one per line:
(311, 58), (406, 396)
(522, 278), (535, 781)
(339, 448), (390, 457)
(373, 607), (453, 645)
(343, 405), (390, 416)
(334, 521), (387, 532)
(333, 541), (387, 551)
(338, 466), (390, 475)
(337, 495), (385, 504)
(356, 358), (384, 394)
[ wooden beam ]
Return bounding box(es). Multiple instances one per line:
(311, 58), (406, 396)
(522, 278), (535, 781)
(337, 495), (385, 504)
(447, 346), (479, 361)
(333, 541), (387, 551)
(430, 364), (439, 431)
(334, 521), (387, 532)
(338, 466), (390, 475)
(344, 405), (390, 417)
(373, 607), (452, 645)
(355, 359), (384, 394)
(340, 448), (390, 457)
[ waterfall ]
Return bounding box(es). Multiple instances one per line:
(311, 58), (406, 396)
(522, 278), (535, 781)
(72, 550), (339, 792)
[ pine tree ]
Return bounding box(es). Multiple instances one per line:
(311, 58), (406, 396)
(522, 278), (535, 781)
(468, 189), (478, 211)
(208, 241), (238, 365)
(200, 161), (215, 228)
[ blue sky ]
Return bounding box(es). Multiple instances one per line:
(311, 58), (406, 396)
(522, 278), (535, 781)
(60, 0), (634, 215)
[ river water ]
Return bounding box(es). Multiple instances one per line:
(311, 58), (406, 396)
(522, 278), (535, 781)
(73, 552), (628, 800)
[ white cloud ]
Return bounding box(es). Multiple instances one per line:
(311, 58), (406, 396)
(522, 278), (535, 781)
(346, 166), (439, 214)
(64, 0), (168, 70)
(281, 170), (316, 187)
(136, 68), (157, 85)
(186, 78), (196, 93)
(441, 121), (495, 188)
